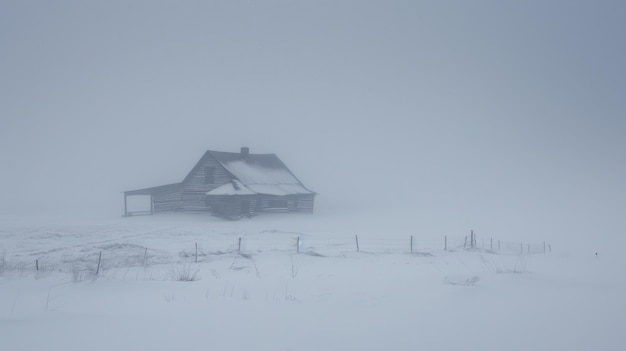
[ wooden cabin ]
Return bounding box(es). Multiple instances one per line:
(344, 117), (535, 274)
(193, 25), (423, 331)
(123, 147), (316, 218)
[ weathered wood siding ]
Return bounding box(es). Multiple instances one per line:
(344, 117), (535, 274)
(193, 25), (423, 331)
(293, 194), (315, 213)
(206, 195), (258, 218)
(205, 194), (313, 218)
(153, 187), (183, 212)
(255, 194), (315, 214)
(182, 157), (234, 211)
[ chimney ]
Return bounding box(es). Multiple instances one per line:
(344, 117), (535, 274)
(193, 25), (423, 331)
(240, 146), (250, 158)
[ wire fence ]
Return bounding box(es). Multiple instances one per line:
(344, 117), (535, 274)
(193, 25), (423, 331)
(1, 233), (551, 279)
(237, 234), (550, 256)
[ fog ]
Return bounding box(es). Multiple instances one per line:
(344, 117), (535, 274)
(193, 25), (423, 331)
(1, 1), (624, 245)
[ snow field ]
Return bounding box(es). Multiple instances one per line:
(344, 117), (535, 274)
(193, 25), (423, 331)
(1, 214), (624, 351)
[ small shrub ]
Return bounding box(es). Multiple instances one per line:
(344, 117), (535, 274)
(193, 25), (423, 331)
(290, 255), (302, 278)
(169, 263), (200, 282)
(444, 275), (480, 286)
(164, 293), (175, 303)
(71, 264), (95, 282)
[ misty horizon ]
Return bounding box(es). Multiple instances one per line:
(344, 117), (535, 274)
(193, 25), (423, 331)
(1, 1), (624, 244)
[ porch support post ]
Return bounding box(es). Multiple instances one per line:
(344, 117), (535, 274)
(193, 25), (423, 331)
(124, 193), (128, 217)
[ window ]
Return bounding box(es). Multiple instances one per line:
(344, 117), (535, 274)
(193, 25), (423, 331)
(204, 166), (215, 184)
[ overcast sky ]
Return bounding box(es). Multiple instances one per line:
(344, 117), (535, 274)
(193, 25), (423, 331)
(1, 1), (624, 242)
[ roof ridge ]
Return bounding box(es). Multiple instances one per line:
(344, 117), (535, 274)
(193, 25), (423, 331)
(208, 150), (276, 156)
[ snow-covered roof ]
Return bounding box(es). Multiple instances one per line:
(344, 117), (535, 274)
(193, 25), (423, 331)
(205, 151), (315, 196)
(245, 183), (312, 196)
(221, 160), (300, 185)
(206, 180), (256, 196)
(206, 180), (313, 197)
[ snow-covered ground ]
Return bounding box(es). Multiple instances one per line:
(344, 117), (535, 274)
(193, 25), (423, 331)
(1, 213), (624, 351)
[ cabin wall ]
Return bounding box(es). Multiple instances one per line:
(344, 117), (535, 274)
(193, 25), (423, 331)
(293, 194), (315, 213)
(254, 194), (315, 213)
(207, 196), (258, 218)
(153, 187), (183, 212)
(182, 157), (234, 211)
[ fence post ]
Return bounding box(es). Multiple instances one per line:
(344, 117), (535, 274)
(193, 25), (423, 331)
(543, 241), (546, 254)
(410, 235), (414, 254)
(36, 259), (39, 271)
(238, 237), (242, 255)
(355, 235), (360, 252)
(297, 237), (300, 253)
(143, 248), (148, 266)
(195, 243), (198, 263)
(444, 236), (447, 251)
(96, 251), (102, 275)
(490, 238), (493, 251)
(464, 236), (468, 249)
